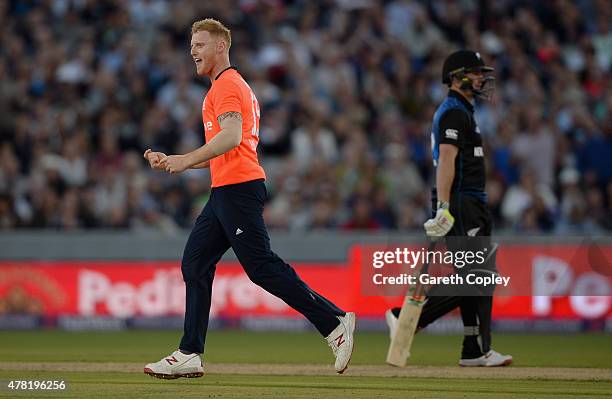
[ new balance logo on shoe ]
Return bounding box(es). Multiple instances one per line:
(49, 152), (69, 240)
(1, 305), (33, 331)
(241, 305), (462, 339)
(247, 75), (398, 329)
(325, 313), (355, 374)
(235, 228), (243, 235)
(145, 350), (205, 379)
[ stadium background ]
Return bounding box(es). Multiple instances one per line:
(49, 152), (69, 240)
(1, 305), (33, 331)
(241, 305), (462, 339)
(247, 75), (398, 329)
(0, 0), (610, 334)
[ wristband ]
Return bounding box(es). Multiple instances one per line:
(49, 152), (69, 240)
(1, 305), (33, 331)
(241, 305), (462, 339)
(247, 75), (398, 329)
(437, 201), (450, 211)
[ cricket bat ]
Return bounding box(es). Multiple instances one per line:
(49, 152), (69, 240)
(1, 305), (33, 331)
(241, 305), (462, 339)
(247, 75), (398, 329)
(386, 241), (436, 367)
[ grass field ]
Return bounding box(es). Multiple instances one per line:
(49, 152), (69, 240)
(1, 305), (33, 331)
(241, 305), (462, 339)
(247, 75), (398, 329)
(0, 330), (611, 398)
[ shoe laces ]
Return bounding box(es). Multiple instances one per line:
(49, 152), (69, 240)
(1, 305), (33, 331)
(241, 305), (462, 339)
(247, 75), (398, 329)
(327, 338), (339, 355)
(486, 350), (499, 357)
(327, 329), (347, 356)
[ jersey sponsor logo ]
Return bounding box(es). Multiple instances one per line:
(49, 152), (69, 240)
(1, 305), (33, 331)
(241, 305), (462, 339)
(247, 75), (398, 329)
(204, 121), (213, 132)
(445, 129), (458, 140)
(474, 146), (484, 157)
(235, 228), (243, 236)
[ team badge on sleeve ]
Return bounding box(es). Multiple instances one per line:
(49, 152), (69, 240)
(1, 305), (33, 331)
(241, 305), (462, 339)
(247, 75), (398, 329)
(445, 129), (458, 140)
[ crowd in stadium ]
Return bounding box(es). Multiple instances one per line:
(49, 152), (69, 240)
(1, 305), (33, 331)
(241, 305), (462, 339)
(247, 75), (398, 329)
(0, 0), (610, 233)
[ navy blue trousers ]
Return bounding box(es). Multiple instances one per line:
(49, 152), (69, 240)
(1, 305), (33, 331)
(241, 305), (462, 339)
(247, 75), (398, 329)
(179, 179), (344, 354)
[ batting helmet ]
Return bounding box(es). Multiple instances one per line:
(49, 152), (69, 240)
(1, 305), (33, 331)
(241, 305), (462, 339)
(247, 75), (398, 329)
(442, 50), (494, 85)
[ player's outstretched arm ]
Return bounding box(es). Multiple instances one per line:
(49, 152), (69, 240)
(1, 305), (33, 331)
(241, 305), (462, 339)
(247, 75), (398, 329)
(190, 161), (210, 169)
(161, 112), (242, 174)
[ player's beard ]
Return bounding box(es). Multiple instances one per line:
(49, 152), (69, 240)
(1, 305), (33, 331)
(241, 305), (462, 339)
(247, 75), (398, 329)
(194, 57), (209, 77)
(195, 62), (205, 76)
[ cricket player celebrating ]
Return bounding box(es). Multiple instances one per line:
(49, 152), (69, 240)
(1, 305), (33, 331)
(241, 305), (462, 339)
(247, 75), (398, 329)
(143, 18), (355, 378)
(387, 50), (512, 367)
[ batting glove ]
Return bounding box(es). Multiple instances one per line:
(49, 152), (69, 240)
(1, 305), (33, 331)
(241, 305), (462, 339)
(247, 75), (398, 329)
(424, 201), (455, 237)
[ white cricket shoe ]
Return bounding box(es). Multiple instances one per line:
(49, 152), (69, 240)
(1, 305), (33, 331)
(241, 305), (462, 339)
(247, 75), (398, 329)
(385, 309), (398, 339)
(460, 349), (513, 367)
(144, 350), (204, 379)
(326, 312), (356, 374)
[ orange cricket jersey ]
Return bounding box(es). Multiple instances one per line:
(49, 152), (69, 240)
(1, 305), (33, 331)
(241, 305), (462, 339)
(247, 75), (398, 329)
(202, 67), (266, 187)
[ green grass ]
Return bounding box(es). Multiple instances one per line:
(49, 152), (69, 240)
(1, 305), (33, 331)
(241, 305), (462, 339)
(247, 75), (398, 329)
(0, 331), (610, 398)
(0, 372), (610, 399)
(1, 331), (611, 368)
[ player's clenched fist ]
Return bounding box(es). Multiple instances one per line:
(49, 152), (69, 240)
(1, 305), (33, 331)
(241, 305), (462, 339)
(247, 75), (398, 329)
(144, 149), (167, 171)
(161, 154), (189, 174)
(424, 201), (455, 237)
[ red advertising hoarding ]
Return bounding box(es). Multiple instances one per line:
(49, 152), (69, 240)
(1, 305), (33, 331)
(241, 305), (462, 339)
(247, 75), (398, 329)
(0, 244), (610, 321)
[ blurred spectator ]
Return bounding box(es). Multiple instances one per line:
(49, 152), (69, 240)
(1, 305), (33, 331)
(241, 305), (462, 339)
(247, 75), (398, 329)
(510, 106), (556, 187)
(0, 193), (15, 228)
(578, 117), (612, 189)
(501, 171), (556, 228)
(0, 0), (610, 234)
(290, 110), (338, 170)
(342, 197), (381, 230)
